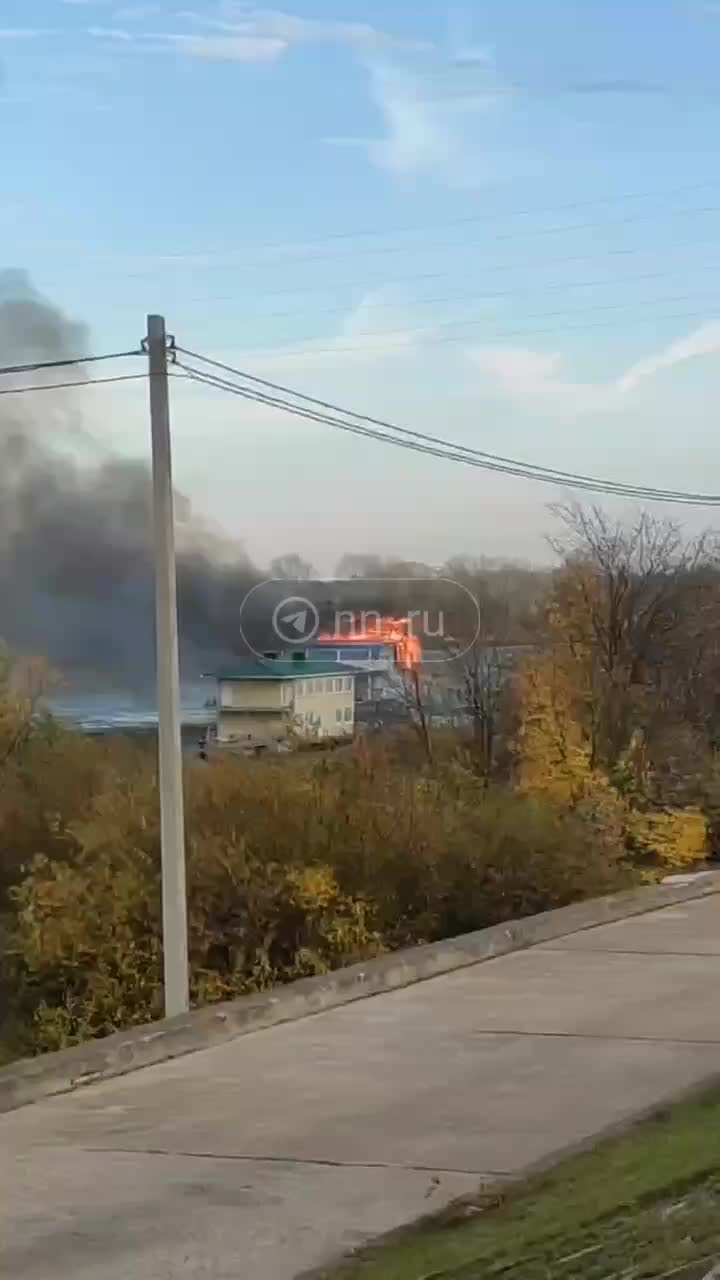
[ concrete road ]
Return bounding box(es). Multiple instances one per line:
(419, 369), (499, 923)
(2, 895), (719, 1279)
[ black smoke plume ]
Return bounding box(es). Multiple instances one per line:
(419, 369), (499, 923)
(0, 273), (260, 689)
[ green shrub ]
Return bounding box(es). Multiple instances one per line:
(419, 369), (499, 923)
(2, 730), (629, 1057)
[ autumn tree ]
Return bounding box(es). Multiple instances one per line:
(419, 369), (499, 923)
(0, 646), (57, 774)
(545, 505), (715, 773)
(513, 506), (720, 868)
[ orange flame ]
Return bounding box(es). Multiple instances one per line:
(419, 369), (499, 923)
(317, 614), (422, 671)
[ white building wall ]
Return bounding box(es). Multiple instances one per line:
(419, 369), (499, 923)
(218, 709), (288, 746)
(216, 674), (355, 747)
(219, 680), (284, 710)
(292, 674), (355, 738)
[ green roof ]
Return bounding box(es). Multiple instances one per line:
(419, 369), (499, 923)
(207, 659), (360, 681)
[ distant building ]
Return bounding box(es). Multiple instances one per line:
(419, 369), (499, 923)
(305, 638), (399, 703)
(208, 657), (357, 750)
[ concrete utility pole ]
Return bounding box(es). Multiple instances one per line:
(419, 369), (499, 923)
(146, 314), (189, 1017)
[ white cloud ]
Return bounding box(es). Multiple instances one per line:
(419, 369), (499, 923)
(368, 67), (448, 177)
(178, 6), (426, 53)
(253, 309), (420, 371)
(142, 6), (427, 61)
(450, 46), (494, 66)
(88, 25), (133, 39)
(474, 347), (562, 389)
(113, 5), (160, 17)
(361, 63), (504, 185)
(470, 319), (720, 411)
(0, 28), (54, 39)
(471, 346), (615, 412)
(618, 322), (720, 392)
(157, 32), (285, 60)
(323, 135), (368, 150)
(181, 294), (422, 379)
(247, 10), (421, 51)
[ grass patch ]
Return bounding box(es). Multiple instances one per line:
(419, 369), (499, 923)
(320, 1087), (720, 1280)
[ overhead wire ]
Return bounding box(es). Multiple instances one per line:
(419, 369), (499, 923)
(183, 286), (720, 356)
(27, 190), (720, 287)
(143, 177), (720, 254)
(176, 362), (720, 506)
(0, 372), (148, 397)
(144, 260), (720, 324)
(93, 232), (720, 313)
(185, 303), (720, 359)
(0, 348), (143, 378)
(121, 201), (720, 277)
(174, 348), (705, 495)
(173, 353), (720, 506)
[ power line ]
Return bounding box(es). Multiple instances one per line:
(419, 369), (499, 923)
(0, 348), (143, 378)
(151, 178), (720, 253)
(187, 303), (720, 360)
(26, 177), (717, 282)
(94, 233), (720, 313)
(173, 353), (720, 506)
(175, 347), (708, 494)
(40, 234), (720, 323)
(0, 372), (148, 397)
(122, 202), (720, 278)
(29, 196), (720, 288)
(176, 363), (720, 506)
(188, 286), (720, 357)
(145, 261), (720, 326)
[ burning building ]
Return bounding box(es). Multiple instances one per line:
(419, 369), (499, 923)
(306, 614), (422, 707)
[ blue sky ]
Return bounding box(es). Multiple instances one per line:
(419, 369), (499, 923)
(3, 0), (720, 569)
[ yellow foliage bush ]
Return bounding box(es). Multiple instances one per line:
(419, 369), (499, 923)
(1, 728), (632, 1057)
(514, 653), (592, 802)
(512, 652), (708, 875)
(10, 826), (381, 1052)
(626, 807), (708, 869)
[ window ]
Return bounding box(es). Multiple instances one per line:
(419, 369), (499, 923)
(340, 647), (369, 661)
(325, 678), (333, 693)
(335, 708), (343, 722)
(344, 706), (353, 722)
(343, 677), (352, 692)
(334, 678), (343, 692)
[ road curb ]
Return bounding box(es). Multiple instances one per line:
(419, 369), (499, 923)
(2, 872), (718, 1116)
